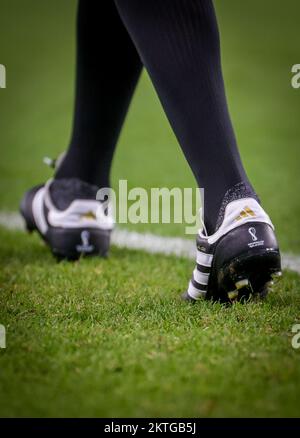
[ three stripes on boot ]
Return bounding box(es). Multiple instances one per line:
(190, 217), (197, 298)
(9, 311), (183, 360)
(187, 247), (213, 300)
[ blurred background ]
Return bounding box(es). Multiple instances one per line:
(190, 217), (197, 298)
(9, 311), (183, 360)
(0, 0), (300, 250)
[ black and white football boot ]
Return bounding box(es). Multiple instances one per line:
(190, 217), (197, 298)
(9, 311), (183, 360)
(20, 178), (114, 260)
(183, 198), (281, 303)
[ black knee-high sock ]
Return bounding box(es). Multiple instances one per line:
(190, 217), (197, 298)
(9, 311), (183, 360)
(115, 0), (257, 233)
(55, 0), (142, 188)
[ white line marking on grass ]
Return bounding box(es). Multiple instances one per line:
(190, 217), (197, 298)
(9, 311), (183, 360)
(0, 211), (299, 274)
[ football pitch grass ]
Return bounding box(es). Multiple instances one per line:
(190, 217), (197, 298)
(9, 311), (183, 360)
(0, 0), (300, 417)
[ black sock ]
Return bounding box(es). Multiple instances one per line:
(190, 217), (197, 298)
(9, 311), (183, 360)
(55, 0), (142, 188)
(114, 0), (257, 233)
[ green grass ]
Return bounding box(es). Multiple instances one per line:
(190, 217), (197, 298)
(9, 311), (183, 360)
(0, 227), (300, 417)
